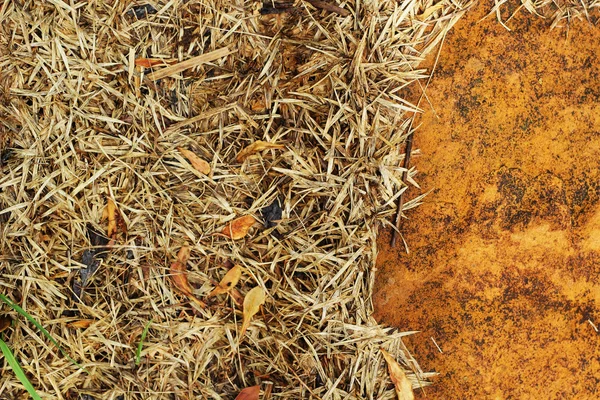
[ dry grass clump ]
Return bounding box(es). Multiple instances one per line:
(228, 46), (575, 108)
(5, 0), (595, 398)
(0, 1), (468, 397)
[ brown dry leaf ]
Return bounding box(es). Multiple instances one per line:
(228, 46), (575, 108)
(0, 316), (12, 333)
(381, 348), (414, 400)
(178, 147), (210, 175)
(236, 141), (285, 162)
(67, 319), (95, 329)
(207, 265), (242, 298)
(221, 215), (256, 240)
(170, 246), (206, 308)
(235, 385), (260, 400)
(135, 58), (178, 68)
(240, 286), (266, 338)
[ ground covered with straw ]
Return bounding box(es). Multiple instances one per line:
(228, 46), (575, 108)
(1, 0), (595, 399)
(0, 1), (469, 398)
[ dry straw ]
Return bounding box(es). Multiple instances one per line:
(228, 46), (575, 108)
(1, 0), (596, 399)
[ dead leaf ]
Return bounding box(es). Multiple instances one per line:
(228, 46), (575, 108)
(178, 147), (210, 175)
(261, 199), (282, 228)
(236, 141), (285, 162)
(235, 385), (260, 400)
(240, 286), (266, 338)
(102, 198), (127, 239)
(0, 316), (12, 333)
(38, 233), (51, 242)
(67, 319), (94, 329)
(381, 348), (414, 400)
(74, 224), (110, 301)
(105, 198), (118, 238)
(135, 58), (178, 68)
(170, 246), (206, 308)
(230, 288), (244, 307)
(207, 265), (242, 298)
(221, 215), (256, 240)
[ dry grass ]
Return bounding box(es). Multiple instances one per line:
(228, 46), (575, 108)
(0, 0), (595, 399)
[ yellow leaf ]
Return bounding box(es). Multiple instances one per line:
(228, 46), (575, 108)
(381, 348), (414, 400)
(207, 265), (243, 298)
(67, 319), (95, 329)
(234, 385), (260, 400)
(221, 215), (256, 240)
(178, 147), (210, 175)
(103, 198), (127, 239)
(236, 141), (285, 162)
(106, 198), (118, 238)
(170, 246), (206, 308)
(240, 286), (266, 338)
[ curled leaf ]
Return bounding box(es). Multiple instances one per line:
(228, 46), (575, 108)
(236, 141), (285, 162)
(178, 147), (210, 175)
(240, 286), (266, 338)
(170, 246), (206, 308)
(67, 319), (94, 329)
(221, 215), (256, 240)
(381, 348), (414, 400)
(207, 265), (242, 298)
(235, 385), (260, 400)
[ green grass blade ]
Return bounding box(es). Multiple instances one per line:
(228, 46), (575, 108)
(0, 295), (60, 348)
(0, 335), (43, 400)
(135, 319), (153, 366)
(0, 294), (85, 371)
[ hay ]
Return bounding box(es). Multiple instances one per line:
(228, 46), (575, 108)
(1, 0), (594, 398)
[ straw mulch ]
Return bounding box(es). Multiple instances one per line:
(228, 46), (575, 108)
(0, 0), (595, 399)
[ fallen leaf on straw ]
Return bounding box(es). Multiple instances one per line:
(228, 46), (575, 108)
(67, 320), (94, 329)
(381, 348), (414, 400)
(207, 265), (242, 298)
(235, 385), (260, 400)
(221, 215), (256, 240)
(236, 141), (285, 162)
(135, 58), (178, 68)
(102, 198), (127, 240)
(178, 147), (210, 175)
(75, 225), (110, 300)
(240, 286), (266, 338)
(261, 199), (283, 228)
(0, 316), (12, 333)
(170, 246), (206, 308)
(105, 198), (118, 238)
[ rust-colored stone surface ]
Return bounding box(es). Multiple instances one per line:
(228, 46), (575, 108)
(374, 4), (600, 399)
